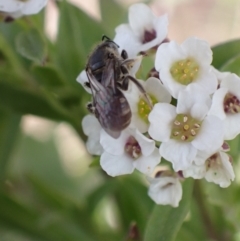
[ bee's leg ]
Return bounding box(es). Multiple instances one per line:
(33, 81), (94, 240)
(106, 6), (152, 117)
(86, 102), (95, 113)
(84, 82), (91, 89)
(124, 75), (153, 108)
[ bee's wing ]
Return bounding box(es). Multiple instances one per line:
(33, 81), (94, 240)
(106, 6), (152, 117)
(101, 58), (118, 93)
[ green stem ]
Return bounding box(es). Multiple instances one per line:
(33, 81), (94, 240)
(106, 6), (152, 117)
(193, 180), (220, 241)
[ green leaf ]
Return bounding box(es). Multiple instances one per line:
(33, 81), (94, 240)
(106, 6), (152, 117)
(15, 28), (46, 64)
(56, 0), (105, 84)
(212, 39), (240, 69)
(100, 0), (126, 36)
(31, 65), (67, 87)
(0, 78), (72, 122)
(0, 109), (21, 180)
(144, 179), (194, 241)
(220, 54), (240, 76)
(0, 191), (96, 241)
(115, 175), (154, 236)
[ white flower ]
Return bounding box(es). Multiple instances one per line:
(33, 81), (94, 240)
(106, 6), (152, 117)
(211, 67), (230, 85)
(114, 3), (168, 58)
(148, 83), (224, 171)
(183, 150), (235, 188)
(125, 77), (171, 133)
(208, 73), (240, 140)
(0, 0), (48, 18)
(100, 127), (161, 177)
(147, 171), (182, 207)
(82, 115), (103, 155)
(155, 37), (217, 98)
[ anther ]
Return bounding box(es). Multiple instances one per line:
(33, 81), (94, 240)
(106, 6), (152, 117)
(181, 135), (186, 141)
(191, 129), (196, 136)
(174, 120), (180, 125)
(183, 116), (188, 122)
(194, 123), (200, 128)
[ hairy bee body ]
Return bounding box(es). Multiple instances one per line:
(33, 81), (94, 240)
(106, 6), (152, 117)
(86, 36), (150, 139)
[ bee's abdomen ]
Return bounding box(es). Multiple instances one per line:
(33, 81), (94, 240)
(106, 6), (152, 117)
(95, 90), (131, 132)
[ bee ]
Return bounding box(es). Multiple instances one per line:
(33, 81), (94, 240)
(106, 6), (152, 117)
(86, 36), (151, 139)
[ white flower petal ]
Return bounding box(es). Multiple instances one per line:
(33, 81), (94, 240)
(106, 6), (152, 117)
(221, 73), (240, 98)
(100, 129), (129, 155)
(177, 83), (211, 116)
(224, 114), (240, 140)
(145, 77), (172, 103)
(130, 114), (148, 133)
(134, 148), (160, 174)
(205, 152), (234, 188)
(192, 115), (224, 153)
(128, 3), (154, 40)
(100, 152), (134, 176)
(183, 162), (206, 179)
(148, 103), (176, 142)
(148, 176), (182, 207)
(22, 0), (48, 15)
(82, 115), (101, 136)
(0, 0), (23, 12)
(195, 68), (218, 95)
(155, 41), (186, 71)
(181, 37), (212, 65)
(208, 88), (228, 120)
(76, 70), (92, 94)
(86, 133), (103, 155)
(114, 24), (140, 58)
(134, 129), (155, 156)
(160, 140), (197, 171)
(140, 14), (168, 51)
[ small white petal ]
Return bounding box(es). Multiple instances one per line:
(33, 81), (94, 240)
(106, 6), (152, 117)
(76, 70), (92, 94)
(86, 133), (103, 155)
(224, 114), (240, 140)
(181, 37), (213, 65)
(100, 152), (134, 176)
(148, 176), (182, 207)
(134, 129), (155, 156)
(160, 140), (197, 171)
(148, 103), (176, 142)
(192, 115), (224, 153)
(114, 24), (140, 58)
(155, 41), (186, 71)
(22, 0), (48, 15)
(100, 129), (129, 155)
(82, 115), (101, 136)
(208, 88), (228, 120)
(183, 162), (206, 179)
(134, 148), (161, 175)
(0, 0), (23, 12)
(205, 152), (235, 188)
(140, 14), (168, 52)
(128, 3), (154, 40)
(177, 83), (211, 117)
(145, 77), (172, 103)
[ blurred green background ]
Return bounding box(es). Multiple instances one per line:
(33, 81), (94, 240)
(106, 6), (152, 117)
(1, 0), (240, 240)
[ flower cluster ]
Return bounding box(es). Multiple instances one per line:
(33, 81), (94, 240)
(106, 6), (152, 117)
(78, 3), (237, 207)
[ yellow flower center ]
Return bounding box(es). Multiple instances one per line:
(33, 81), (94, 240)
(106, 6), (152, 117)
(170, 58), (199, 85)
(171, 114), (202, 142)
(138, 95), (158, 123)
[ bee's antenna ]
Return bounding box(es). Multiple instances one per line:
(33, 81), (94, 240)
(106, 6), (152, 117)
(102, 35), (111, 41)
(102, 35), (119, 48)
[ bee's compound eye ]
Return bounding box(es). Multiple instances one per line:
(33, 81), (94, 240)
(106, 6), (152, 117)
(121, 50), (128, 59)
